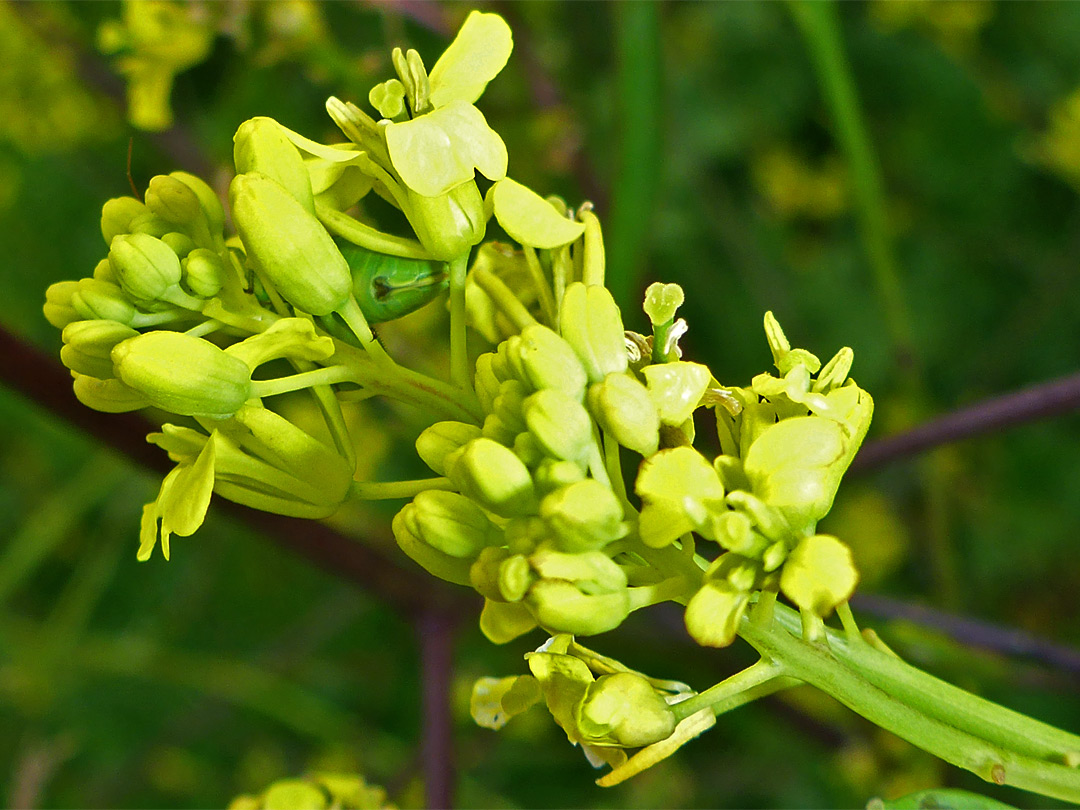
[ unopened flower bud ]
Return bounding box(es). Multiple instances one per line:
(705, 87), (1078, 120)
(70, 278), (136, 325)
(233, 117), (315, 214)
(129, 211), (174, 238)
(779, 534), (857, 617)
(109, 233), (182, 301)
(112, 331), (252, 417)
(93, 257), (118, 284)
(503, 516), (546, 555)
(498, 553), (533, 602)
(231, 172), (352, 316)
(578, 672), (677, 748)
(406, 181), (486, 261)
(161, 231), (197, 258)
(482, 413), (517, 446)
(182, 248), (226, 298)
(410, 489), (497, 559)
(635, 447), (725, 548)
(101, 196), (148, 244)
(533, 458), (585, 494)
(516, 324), (587, 397)
(479, 598), (538, 644)
(170, 172), (225, 236)
(523, 388), (593, 462)
(43, 281), (80, 329)
(527, 580), (630, 636)
(145, 174), (206, 231)
(512, 431), (544, 467)
(529, 548), (627, 594)
(61, 319), (139, 379)
(588, 373), (659, 457)
(642, 361), (711, 426)
(540, 479), (627, 553)
(493, 379), (528, 431)
(392, 507), (473, 586)
(72, 373), (149, 412)
(416, 420), (482, 476)
(450, 437), (537, 518)
(559, 282), (628, 383)
(684, 580), (750, 648)
(474, 352), (503, 413)
(470, 547), (510, 600)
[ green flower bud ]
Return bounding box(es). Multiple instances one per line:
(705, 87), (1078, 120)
(503, 516), (546, 555)
(161, 231), (197, 258)
(129, 211), (175, 238)
(392, 506), (473, 586)
(70, 278), (137, 325)
(526, 640), (594, 740)
(108, 232), (182, 301)
(233, 117), (315, 214)
(182, 248), (225, 298)
(145, 174), (207, 231)
(415, 420), (482, 476)
(559, 282), (628, 383)
(100, 196), (148, 244)
(262, 780), (327, 810)
(409, 489), (497, 559)
(577, 672), (677, 748)
(642, 361), (711, 426)
(498, 553), (533, 602)
(684, 580), (750, 648)
(43, 281), (81, 329)
(471, 546), (510, 600)
(529, 548), (628, 594)
(540, 479), (627, 553)
(762, 540), (787, 572)
(588, 373), (660, 457)
(93, 257), (118, 284)
(72, 373), (149, 412)
(482, 413), (517, 446)
(170, 171), (225, 235)
(533, 458), (586, 494)
(635, 447), (725, 548)
(512, 431), (544, 468)
(61, 319), (139, 379)
(516, 324), (588, 397)
(523, 388), (593, 462)
(710, 509), (769, 557)
(779, 534), (858, 617)
(479, 598), (538, 644)
(112, 331), (252, 417)
(230, 172), (352, 316)
(494, 379), (529, 431)
(406, 181), (486, 261)
(450, 437), (537, 518)
(474, 352), (503, 413)
(527, 580), (630, 636)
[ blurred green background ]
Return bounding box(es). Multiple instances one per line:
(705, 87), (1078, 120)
(2, 1), (1079, 807)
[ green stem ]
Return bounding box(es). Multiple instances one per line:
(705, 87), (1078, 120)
(316, 203), (433, 260)
(523, 245), (559, 326)
(741, 604), (1080, 802)
(349, 477), (455, 500)
(472, 265), (538, 332)
(671, 658), (785, 722)
(250, 365), (357, 399)
(448, 253), (472, 394)
(788, 0), (916, 368)
(339, 295), (394, 366)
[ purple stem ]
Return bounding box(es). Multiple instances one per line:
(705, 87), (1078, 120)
(418, 610), (457, 810)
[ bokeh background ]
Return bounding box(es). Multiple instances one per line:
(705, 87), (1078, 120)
(1, 1), (1079, 807)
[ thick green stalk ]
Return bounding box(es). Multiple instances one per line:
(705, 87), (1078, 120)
(448, 253), (472, 394)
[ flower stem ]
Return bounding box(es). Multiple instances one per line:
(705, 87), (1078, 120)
(349, 478), (455, 500)
(448, 253), (473, 394)
(316, 203), (434, 259)
(339, 296), (394, 366)
(250, 365), (357, 399)
(523, 245), (558, 326)
(670, 658), (785, 723)
(471, 265), (538, 332)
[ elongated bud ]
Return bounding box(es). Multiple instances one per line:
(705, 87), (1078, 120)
(161, 231), (196, 258)
(540, 478), (627, 552)
(230, 172), (352, 315)
(61, 319), (139, 378)
(474, 352), (503, 413)
(392, 506), (473, 586)
(170, 171), (225, 235)
(470, 546), (511, 600)
(450, 437), (537, 518)
(406, 181), (486, 261)
(145, 174), (207, 231)
(112, 331), (252, 417)
(587, 372), (660, 457)
(578, 672), (677, 747)
(409, 490), (498, 559)
(516, 324), (587, 398)
(523, 388), (593, 462)
(101, 196), (148, 244)
(72, 373), (150, 413)
(642, 361), (711, 426)
(108, 233), (182, 301)
(128, 211), (174, 238)
(479, 599), (538, 644)
(526, 580), (630, 636)
(529, 548), (628, 594)
(498, 553), (533, 602)
(233, 117), (315, 214)
(70, 278), (137, 325)
(43, 281), (81, 329)
(416, 421), (482, 476)
(684, 580), (749, 648)
(532, 458), (585, 494)
(559, 282), (628, 382)
(182, 248), (225, 297)
(779, 534), (857, 617)
(493, 379), (528, 432)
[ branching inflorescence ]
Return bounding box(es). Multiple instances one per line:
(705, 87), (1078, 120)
(44, 10), (1080, 803)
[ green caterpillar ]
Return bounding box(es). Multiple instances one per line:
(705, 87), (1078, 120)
(337, 240), (448, 324)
